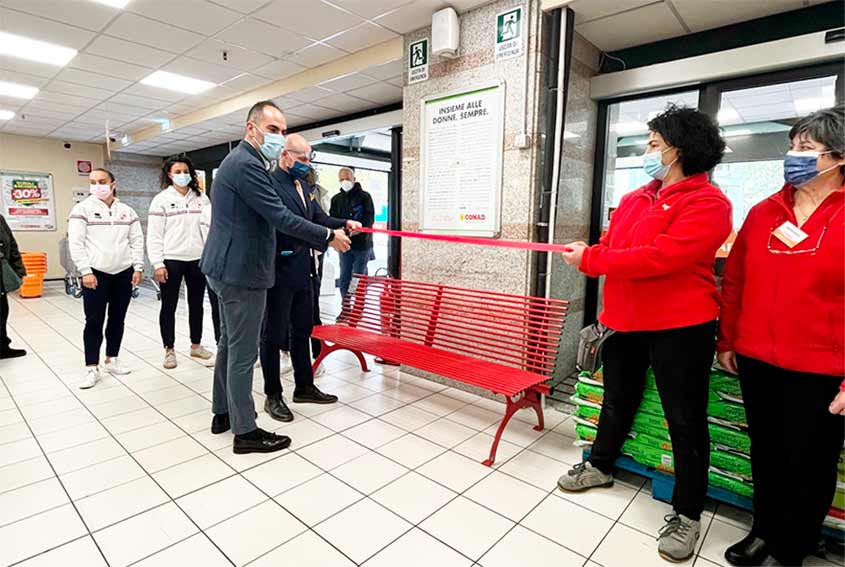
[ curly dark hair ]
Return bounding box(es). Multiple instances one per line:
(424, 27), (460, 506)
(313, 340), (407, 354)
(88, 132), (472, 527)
(160, 156), (201, 195)
(647, 104), (726, 176)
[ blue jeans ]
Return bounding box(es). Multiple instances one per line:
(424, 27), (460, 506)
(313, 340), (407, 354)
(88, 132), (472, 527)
(339, 248), (371, 298)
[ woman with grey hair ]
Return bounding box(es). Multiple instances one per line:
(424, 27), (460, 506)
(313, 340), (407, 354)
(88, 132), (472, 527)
(718, 104), (845, 566)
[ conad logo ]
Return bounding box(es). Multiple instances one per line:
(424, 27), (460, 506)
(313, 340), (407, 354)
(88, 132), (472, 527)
(460, 213), (486, 221)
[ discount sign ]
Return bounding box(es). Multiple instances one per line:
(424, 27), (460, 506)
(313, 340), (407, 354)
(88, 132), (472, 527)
(1, 172), (56, 231)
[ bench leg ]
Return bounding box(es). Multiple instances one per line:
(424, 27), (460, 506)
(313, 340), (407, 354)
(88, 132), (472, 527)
(483, 389), (545, 467)
(311, 341), (370, 375)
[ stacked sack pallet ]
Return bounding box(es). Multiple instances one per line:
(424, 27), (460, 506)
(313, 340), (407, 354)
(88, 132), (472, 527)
(571, 367), (845, 524)
(19, 252), (47, 298)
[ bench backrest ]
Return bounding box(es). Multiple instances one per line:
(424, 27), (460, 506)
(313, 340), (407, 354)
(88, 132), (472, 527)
(340, 275), (568, 376)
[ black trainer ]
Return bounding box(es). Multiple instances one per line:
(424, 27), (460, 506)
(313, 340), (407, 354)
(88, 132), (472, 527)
(293, 385), (338, 404)
(264, 394), (294, 422)
(233, 428), (291, 454)
(725, 534), (769, 567)
(0, 347), (26, 359)
(211, 413), (230, 434)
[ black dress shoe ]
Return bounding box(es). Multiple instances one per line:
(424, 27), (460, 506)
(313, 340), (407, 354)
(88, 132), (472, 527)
(211, 413), (230, 434)
(233, 428), (291, 454)
(0, 347), (26, 359)
(293, 385), (338, 404)
(725, 534), (769, 566)
(264, 394), (294, 422)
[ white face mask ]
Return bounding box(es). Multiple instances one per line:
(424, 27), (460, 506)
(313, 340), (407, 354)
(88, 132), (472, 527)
(340, 180), (354, 191)
(89, 183), (112, 200)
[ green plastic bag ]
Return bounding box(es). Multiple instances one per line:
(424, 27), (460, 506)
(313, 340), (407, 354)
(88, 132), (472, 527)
(576, 423), (598, 443)
(710, 449), (752, 481)
(622, 437), (674, 473)
(576, 404), (601, 425)
(630, 430), (673, 451)
(707, 400), (748, 428)
(575, 382), (605, 405)
(710, 370), (743, 401)
(709, 470), (753, 498)
(709, 423), (751, 455)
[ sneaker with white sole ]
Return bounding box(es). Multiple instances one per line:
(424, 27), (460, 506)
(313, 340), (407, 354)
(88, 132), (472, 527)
(657, 513), (700, 562)
(557, 461), (614, 492)
(79, 367), (101, 389)
(163, 350), (177, 369)
(103, 358), (130, 375)
(280, 352), (293, 375)
(190, 345), (213, 361)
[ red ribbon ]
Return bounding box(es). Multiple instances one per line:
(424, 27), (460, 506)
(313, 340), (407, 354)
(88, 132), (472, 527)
(355, 227), (573, 253)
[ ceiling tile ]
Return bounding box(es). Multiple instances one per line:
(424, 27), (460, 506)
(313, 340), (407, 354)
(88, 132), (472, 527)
(86, 36), (175, 67)
(313, 93), (372, 114)
(253, 59), (307, 80)
(0, 69), (52, 89)
(162, 56), (245, 84)
(669, 0), (805, 33)
(215, 18), (313, 57)
(16, 107), (81, 121)
(576, 2), (686, 51)
(287, 85), (334, 103)
(104, 13), (205, 54)
(215, 0), (271, 13)
(0, 7), (96, 49)
(219, 73), (271, 92)
(284, 113), (312, 127)
(0, 56), (62, 79)
(185, 39), (275, 72)
(254, 0), (363, 41)
(33, 91), (99, 110)
(97, 101), (154, 117)
(285, 43), (346, 68)
(319, 72), (379, 93)
(325, 22), (398, 53)
(2, 122), (58, 136)
(347, 82), (402, 105)
(375, 0), (450, 35)
(47, 81), (115, 101)
(285, 104), (331, 120)
(565, 0), (656, 24)
(363, 59), (404, 81)
(68, 54), (153, 82)
(107, 94), (172, 112)
(54, 68), (134, 91)
(121, 84), (186, 103)
(1, 0), (119, 31)
(76, 108), (140, 126)
(21, 99), (85, 116)
(385, 76), (403, 88)
(127, 0), (243, 34)
(326, 0), (414, 19)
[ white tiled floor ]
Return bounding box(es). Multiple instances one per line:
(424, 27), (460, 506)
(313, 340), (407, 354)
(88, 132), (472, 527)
(1, 283), (844, 567)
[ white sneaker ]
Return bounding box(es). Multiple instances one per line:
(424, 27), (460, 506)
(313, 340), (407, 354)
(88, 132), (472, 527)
(163, 350), (177, 370)
(103, 358), (131, 375)
(190, 345), (213, 360)
(280, 352), (293, 375)
(79, 367), (101, 389)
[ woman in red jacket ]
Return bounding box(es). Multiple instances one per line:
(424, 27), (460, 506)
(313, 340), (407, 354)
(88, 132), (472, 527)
(557, 105), (732, 562)
(718, 105), (845, 567)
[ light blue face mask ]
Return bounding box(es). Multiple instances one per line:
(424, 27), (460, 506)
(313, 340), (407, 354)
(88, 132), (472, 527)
(257, 130), (286, 162)
(171, 173), (191, 187)
(642, 147), (676, 180)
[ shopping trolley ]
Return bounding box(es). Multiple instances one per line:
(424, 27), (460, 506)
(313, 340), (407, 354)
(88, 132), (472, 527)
(144, 258), (161, 300)
(59, 237), (83, 298)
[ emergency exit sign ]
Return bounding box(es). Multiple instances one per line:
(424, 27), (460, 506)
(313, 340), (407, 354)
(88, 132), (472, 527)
(495, 6), (523, 62)
(408, 38), (429, 84)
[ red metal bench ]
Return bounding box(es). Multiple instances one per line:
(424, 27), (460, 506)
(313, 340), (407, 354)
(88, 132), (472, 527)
(311, 275), (568, 466)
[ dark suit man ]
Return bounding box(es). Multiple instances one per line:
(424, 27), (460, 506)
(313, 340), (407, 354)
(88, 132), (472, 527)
(259, 134), (359, 422)
(200, 101), (351, 454)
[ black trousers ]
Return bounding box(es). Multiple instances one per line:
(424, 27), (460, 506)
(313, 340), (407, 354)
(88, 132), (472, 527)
(0, 292), (9, 350)
(589, 320), (716, 520)
(738, 355), (844, 565)
(82, 268), (133, 366)
(158, 259), (206, 348)
(311, 254), (324, 359)
(260, 283), (315, 397)
(207, 280), (220, 344)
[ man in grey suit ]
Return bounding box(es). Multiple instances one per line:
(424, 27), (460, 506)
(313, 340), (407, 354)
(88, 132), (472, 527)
(201, 100), (351, 454)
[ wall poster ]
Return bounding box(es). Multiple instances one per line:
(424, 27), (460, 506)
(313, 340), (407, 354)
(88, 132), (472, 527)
(0, 170), (56, 231)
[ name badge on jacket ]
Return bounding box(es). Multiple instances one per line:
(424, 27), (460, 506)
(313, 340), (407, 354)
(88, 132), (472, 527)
(772, 221), (809, 248)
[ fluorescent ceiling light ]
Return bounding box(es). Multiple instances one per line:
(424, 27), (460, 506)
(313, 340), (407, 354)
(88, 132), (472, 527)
(0, 32), (77, 67)
(613, 121), (647, 135)
(141, 71), (215, 95)
(0, 81), (39, 100)
(563, 130), (579, 139)
(0, 110), (14, 120)
(724, 128), (753, 138)
(91, 0), (133, 8)
(717, 107), (740, 123)
(794, 96), (835, 114)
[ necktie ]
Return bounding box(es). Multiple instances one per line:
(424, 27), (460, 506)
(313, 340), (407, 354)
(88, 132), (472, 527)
(295, 180), (318, 275)
(294, 180), (307, 208)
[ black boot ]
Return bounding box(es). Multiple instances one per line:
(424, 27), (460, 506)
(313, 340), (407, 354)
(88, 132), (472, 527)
(0, 347), (26, 359)
(725, 533), (769, 567)
(233, 428), (291, 454)
(211, 413), (230, 434)
(264, 394), (294, 422)
(293, 385), (338, 404)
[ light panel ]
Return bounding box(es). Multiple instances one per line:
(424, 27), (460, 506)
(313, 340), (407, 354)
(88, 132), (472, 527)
(91, 0), (133, 8)
(0, 31), (78, 67)
(140, 71), (216, 95)
(0, 110), (14, 120)
(0, 81), (39, 100)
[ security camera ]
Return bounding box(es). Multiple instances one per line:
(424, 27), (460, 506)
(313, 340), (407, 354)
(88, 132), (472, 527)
(109, 137), (117, 143)
(63, 142), (72, 150)
(222, 50), (229, 62)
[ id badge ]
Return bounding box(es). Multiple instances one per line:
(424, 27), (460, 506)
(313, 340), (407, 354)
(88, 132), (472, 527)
(772, 221), (809, 248)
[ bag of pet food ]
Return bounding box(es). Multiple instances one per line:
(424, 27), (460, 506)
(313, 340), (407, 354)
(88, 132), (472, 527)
(708, 423), (751, 455)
